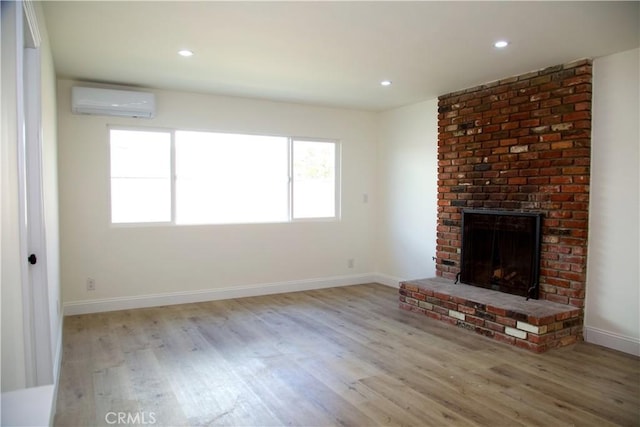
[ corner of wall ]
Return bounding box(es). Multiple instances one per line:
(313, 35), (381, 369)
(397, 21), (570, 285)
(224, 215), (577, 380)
(375, 99), (439, 282)
(585, 48), (640, 355)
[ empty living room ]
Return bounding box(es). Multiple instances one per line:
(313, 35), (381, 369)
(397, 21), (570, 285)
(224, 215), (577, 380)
(1, 1), (638, 426)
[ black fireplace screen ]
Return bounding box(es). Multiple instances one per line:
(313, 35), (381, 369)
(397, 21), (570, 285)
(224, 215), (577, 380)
(460, 210), (543, 299)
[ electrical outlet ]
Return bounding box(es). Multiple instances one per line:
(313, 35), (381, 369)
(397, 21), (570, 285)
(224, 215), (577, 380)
(86, 278), (96, 291)
(348, 259), (355, 269)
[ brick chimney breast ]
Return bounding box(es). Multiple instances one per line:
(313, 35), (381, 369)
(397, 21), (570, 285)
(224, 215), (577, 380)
(436, 59), (592, 310)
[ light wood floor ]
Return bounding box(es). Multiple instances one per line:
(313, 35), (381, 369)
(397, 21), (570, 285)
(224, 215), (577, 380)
(55, 283), (639, 426)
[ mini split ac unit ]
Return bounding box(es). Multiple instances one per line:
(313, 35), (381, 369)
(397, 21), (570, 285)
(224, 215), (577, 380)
(71, 86), (156, 118)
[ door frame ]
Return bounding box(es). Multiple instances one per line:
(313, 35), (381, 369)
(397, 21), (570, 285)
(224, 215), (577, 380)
(6, 0), (53, 387)
(24, 19), (53, 385)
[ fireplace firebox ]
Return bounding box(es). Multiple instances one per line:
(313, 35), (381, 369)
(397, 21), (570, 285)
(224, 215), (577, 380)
(459, 210), (543, 299)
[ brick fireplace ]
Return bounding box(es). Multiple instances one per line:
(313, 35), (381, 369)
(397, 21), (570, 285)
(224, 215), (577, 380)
(400, 59), (591, 352)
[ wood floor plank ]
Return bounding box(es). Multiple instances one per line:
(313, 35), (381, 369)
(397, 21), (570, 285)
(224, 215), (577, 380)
(188, 298), (334, 425)
(92, 365), (137, 427)
(56, 359), (96, 417)
(231, 355), (339, 427)
(158, 305), (285, 426)
(490, 363), (637, 425)
(54, 283), (640, 427)
(359, 374), (479, 426)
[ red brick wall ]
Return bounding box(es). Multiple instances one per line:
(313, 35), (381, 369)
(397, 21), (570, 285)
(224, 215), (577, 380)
(436, 59), (591, 309)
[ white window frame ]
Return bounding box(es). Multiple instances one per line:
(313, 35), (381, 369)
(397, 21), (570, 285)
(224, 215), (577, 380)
(108, 126), (174, 226)
(108, 126), (341, 226)
(290, 136), (341, 222)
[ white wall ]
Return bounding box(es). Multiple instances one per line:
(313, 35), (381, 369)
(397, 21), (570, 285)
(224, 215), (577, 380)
(376, 99), (438, 285)
(586, 48), (640, 355)
(57, 80), (378, 310)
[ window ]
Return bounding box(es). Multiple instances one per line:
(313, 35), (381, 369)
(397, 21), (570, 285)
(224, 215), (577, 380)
(175, 131), (289, 224)
(292, 139), (337, 219)
(109, 128), (339, 225)
(110, 129), (171, 223)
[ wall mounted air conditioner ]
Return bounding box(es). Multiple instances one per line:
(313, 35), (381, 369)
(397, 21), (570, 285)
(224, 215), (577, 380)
(71, 86), (156, 118)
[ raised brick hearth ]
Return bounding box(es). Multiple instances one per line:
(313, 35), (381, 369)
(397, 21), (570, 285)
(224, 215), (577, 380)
(400, 278), (581, 353)
(400, 59), (591, 352)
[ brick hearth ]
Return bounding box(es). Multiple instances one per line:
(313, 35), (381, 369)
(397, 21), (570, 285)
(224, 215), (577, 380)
(400, 278), (581, 353)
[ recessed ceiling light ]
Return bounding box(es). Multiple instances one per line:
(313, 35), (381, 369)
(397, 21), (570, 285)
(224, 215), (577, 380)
(380, 80), (392, 86)
(494, 40), (509, 49)
(178, 49), (194, 57)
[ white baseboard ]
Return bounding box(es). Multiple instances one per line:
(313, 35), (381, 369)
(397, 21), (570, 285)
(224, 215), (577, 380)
(49, 317), (64, 426)
(372, 273), (404, 288)
(63, 273), (376, 316)
(584, 326), (640, 356)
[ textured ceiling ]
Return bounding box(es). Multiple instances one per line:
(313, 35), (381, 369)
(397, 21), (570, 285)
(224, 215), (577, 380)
(42, 1), (639, 111)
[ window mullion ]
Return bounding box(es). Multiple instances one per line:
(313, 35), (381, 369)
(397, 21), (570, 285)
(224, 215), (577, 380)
(171, 131), (177, 224)
(288, 137), (293, 222)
